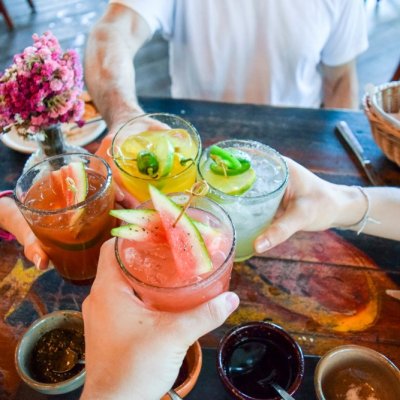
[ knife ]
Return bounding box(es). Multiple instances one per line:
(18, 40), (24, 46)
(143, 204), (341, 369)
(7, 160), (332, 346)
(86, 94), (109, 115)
(335, 121), (384, 186)
(386, 290), (400, 301)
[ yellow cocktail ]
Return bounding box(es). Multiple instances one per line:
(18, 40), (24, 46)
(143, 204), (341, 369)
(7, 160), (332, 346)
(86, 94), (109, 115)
(111, 113), (201, 201)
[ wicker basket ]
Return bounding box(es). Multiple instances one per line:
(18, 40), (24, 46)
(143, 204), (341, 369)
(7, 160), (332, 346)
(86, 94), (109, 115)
(363, 81), (400, 166)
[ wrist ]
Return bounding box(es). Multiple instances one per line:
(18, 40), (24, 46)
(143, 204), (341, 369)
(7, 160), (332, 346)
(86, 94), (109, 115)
(331, 185), (368, 230)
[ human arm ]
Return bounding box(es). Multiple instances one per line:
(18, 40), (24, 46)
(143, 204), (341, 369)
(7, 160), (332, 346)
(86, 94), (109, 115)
(0, 195), (48, 269)
(85, 4), (152, 133)
(254, 158), (400, 253)
(80, 239), (239, 400)
(322, 60), (359, 109)
(85, 5), (154, 207)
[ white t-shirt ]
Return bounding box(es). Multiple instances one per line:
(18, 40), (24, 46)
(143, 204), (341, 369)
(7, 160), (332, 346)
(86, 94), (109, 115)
(109, 0), (368, 107)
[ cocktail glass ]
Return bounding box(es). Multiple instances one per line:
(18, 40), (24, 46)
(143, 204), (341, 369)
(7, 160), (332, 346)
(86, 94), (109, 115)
(111, 113), (201, 202)
(14, 153), (115, 285)
(198, 140), (288, 262)
(115, 193), (236, 311)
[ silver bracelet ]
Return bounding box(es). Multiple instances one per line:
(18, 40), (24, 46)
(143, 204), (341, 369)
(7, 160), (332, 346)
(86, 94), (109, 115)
(337, 186), (381, 235)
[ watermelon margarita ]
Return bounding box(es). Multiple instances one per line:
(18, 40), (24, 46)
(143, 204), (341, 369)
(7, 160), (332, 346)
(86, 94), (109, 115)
(111, 113), (201, 202)
(113, 188), (235, 312)
(14, 153), (115, 284)
(199, 140), (288, 261)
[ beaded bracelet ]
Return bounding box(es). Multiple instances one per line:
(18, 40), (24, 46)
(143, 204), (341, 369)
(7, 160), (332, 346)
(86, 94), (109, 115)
(337, 186), (381, 235)
(0, 190), (16, 241)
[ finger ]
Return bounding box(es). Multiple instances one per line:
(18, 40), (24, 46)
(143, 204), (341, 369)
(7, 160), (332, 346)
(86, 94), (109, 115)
(175, 292), (240, 344)
(116, 189), (140, 209)
(22, 232), (49, 270)
(91, 238), (128, 290)
(113, 182), (125, 203)
(254, 205), (307, 253)
(24, 243), (49, 270)
(84, 238), (147, 317)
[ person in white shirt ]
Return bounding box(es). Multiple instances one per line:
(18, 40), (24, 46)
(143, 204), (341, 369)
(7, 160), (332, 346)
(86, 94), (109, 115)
(85, 0), (368, 138)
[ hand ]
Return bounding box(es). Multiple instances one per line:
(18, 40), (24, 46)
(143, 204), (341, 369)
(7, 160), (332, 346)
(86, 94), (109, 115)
(81, 239), (239, 400)
(0, 197), (49, 269)
(254, 158), (356, 253)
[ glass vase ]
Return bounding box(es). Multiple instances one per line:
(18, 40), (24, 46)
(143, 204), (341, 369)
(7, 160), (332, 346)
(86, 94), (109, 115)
(23, 124), (88, 172)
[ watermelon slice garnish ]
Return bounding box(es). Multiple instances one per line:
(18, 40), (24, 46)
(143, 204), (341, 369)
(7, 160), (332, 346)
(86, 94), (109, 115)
(110, 209), (220, 246)
(149, 185), (212, 275)
(61, 161), (88, 206)
(111, 224), (160, 242)
(110, 187), (214, 276)
(110, 209), (159, 226)
(49, 161), (88, 225)
(110, 209), (165, 243)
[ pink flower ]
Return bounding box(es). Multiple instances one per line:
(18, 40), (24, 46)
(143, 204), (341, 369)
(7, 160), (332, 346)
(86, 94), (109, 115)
(0, 31), (84, 137)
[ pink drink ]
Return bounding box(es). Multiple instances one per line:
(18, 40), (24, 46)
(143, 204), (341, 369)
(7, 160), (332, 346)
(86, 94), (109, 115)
(115, 194), (235, 311)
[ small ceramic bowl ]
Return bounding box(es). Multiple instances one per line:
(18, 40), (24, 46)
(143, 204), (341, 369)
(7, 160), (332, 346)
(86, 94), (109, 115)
(15, 310), (85, 395)
(217, 321), (304, 400)
(161, 340), (202, 399)
(314, 345), (400, 400)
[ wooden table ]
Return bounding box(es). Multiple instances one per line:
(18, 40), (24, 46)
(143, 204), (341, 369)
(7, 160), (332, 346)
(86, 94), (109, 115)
(1, 98), (399, 399)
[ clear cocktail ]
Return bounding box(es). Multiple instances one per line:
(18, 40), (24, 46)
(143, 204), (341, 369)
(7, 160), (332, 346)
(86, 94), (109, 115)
(111, 113), (201, 202)
(198, 140), (288, 262)
(113, 188), (235, 311)
(14, 153), (115, 284)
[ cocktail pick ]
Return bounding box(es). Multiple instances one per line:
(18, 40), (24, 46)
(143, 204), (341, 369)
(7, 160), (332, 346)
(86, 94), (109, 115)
(172, 180), (209, 227)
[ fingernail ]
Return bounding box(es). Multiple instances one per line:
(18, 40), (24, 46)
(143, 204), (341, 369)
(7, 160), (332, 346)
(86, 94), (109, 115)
(225, 292), (240, 312)
(255, 237), (271, 253)
(33, 254), (42, 270)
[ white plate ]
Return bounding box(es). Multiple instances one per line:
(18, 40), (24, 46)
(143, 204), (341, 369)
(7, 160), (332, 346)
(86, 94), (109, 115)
(0, 119), (107, 154)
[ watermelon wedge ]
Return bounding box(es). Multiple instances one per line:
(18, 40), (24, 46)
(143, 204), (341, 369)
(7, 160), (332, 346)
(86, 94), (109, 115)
(49, 161), (88, 226)
(110, 209), (221, 247)
(110, 188), (214, 276)
(111, 224), (158, 242)
(149, 185), (213, 275)
(60, 161), (88, 206)
(110, 209), (159, 226)
(110, 209), (165, 243)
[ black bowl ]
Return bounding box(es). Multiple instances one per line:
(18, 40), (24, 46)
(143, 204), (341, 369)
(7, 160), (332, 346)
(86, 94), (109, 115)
(217, 321), (304, 400)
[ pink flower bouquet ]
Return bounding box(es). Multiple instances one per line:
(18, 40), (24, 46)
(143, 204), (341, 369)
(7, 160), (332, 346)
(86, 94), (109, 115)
(0, 31), (84, 138)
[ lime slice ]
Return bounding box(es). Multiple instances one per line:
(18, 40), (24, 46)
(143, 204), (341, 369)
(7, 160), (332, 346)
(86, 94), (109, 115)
(152, 135), (174, 177)
(202, 162), (256, 196)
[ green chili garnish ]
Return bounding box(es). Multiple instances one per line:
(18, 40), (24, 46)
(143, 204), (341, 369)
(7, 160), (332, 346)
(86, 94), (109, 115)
(137, 150), (159, 176)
